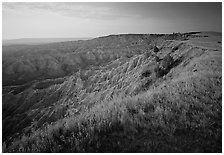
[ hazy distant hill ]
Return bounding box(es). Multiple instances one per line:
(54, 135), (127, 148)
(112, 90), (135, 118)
(2, 37), (92, 45)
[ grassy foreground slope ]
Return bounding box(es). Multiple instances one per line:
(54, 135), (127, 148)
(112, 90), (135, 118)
(3, 32), (222, 152)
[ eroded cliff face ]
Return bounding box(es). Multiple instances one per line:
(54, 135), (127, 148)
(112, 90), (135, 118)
(3, 33), (191, 86)
(3, 32), (222, 152)
(2, 34), (145, 86)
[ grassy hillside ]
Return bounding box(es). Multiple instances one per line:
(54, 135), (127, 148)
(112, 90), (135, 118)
(2, 32), (222, 152)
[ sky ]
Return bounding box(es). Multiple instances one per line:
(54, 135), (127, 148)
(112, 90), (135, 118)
(2, 2), (222, 40)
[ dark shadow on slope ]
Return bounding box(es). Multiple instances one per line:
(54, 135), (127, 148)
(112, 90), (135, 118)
(139, 53), (185, 92)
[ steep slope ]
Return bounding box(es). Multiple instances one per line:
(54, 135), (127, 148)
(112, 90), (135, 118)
(3, 34), (148, 86)
(2, 32), (222, 152)
(3, 33), (193, 86)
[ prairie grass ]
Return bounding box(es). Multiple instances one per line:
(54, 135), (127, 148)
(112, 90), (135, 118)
(5, 55), (221, 152)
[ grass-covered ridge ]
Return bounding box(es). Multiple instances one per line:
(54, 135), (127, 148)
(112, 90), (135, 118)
(3, 32), (222, 152)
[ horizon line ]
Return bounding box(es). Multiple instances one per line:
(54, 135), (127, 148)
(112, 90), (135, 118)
(2, 31), (222, 41)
